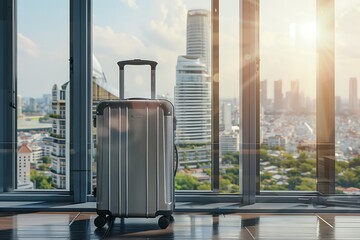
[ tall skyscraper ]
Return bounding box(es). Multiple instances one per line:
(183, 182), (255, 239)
(335, 96), (342, 114)
(186, 9), (211, 72)
(222, 103), (232, 132)
(260, 79), (268, 109)
(274, 79), (283, 109)
(50, 83), (69, 189)
(349, 77), (358, 110)
(175, 56), (211, 144)
(174, 9), (212, 168)
(290, 79), (299, 111)
(29, 97), (37, 112)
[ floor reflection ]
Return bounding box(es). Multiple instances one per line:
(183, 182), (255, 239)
(0, 212), (360, 239)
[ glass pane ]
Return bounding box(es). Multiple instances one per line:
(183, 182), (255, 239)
(219, 0), (241, 194)
(17, 0), (69, 190)
(259, 0), (317, 191)
(92, 0), (213, 192)
(335, 0), (360, 195)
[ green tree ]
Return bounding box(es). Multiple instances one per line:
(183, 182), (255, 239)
(220, 178), (232, 193)
(335, 161), (348, 175)
(297, 152), (308, 162)
(299, 163), (313, 173)
(37, 164), (49, 171)
(175, 172), (199, 190)
(337, 169), (357, 188)
(349, 156), (360, 169)
(261, 172), (272, 182)
(40, 178), (53, 189)
(295, 177), (316, 191)
(198, 182), (211, 190)
(281, 159), (296, 169)
(204, 168), (211, 176)
(30, 170), (53, 189)
(283, 152), (294, 161)
(287, 168), (301, 177)
(288, 176), (302, 190)
(221, 166), (239, 185)
(222, 154), (236, 165)
(41, 156), (51, 164)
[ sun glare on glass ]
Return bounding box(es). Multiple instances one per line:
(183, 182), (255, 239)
(300, 21), (317, 41)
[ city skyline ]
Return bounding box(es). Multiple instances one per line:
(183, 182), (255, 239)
(13, 0), (360, 194)
(17, 0), (360, 99)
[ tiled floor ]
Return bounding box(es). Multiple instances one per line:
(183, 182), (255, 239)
(0, 212), (360, 239)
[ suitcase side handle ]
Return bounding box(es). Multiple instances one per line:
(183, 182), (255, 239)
(117, 59), (157, 99)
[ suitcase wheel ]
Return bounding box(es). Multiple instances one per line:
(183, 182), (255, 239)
(158, 216), (170, 229)
(94, 215), (107, 228)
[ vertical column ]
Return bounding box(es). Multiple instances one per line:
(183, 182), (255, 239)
(241, 0), (259, 204)
(212, 0), (220, 192)
(70, 0), (92, 202)
(0, 0), (16, 192)
(316, 0), (335, 194)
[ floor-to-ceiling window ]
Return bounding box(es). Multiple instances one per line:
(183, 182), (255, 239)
(3, 0), (360, 205)
(335, 0), (360, 195)
(91, 0), (243, 194)
(259, 0), (317, 192)
(218, 0), (241, 193)
(16, 0), (70, 191)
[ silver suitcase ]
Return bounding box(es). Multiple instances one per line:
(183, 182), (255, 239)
(94, 60), (175, 229)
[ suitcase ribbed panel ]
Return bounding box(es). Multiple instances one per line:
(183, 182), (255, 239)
(109, 107), (120, 216)
(96, 100), (174, 218)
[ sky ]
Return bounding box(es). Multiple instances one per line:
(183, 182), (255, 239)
(17, 0), (360, 101)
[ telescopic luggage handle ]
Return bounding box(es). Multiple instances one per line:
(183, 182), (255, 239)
(117, 59), (158, 99)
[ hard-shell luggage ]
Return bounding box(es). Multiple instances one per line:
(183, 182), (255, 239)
(94, 59), (176, 229)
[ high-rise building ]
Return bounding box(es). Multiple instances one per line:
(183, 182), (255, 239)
(175, 56), (211, 144)
(50, 55), (118, 189)
(349, 77), (358, 110)
(174, 10), (212, 169)
(335, 96), (342, 114)
(17, 143), (33, 188)
(274, 79), (283, 110)
(220, 131), (239, 156)
(175, 9), (211, 146)
(290, 79), (299, 111)
(50, 82), (69, 189)
(29, 97), (37, 112)
(186, 9), (211, 72)
(260, 79), (268, 109)
(222, 103), (232, 132)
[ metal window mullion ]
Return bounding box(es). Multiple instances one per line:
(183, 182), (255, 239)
(316, 0), (335, 195)
(241, 0), (259, 205)
(211, 0), (220, 193)
(69, 0), (92, 203)
(0, 0), (16, 193)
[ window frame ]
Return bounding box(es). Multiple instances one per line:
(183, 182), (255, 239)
(257, 0), (336, 197)
(0, 0), (17, 194)
(0, 0), (92, 203)
(0, 0), (341, 205)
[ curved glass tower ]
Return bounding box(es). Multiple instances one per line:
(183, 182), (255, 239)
(175, 56), (211, 144)
(186, 9), (211, 72)
(174, 9), (212, 169)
